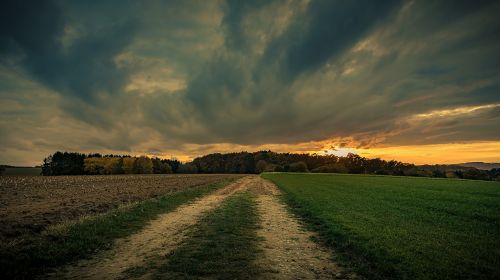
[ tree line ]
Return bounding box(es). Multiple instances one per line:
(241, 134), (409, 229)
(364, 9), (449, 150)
(41, 152), (181, 175)
(39, 150), (500, 181)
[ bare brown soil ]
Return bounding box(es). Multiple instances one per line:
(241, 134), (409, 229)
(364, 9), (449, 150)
(251, 178), (356, 279)
(47, 176), (255, 280)
(0, 174), (243, 240)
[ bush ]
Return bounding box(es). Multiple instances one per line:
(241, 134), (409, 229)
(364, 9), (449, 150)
(311, 163), (347, 173)
(288, 161), (308, 172)
(273, 165), (284, 172)
(255, 160), (268, 173)
(261, 164), (283, 172)
(432, 169), (446, 178)
(178, 163), (198, 174)
(463, 169), (489, 180)
(311, 165), (330, 173)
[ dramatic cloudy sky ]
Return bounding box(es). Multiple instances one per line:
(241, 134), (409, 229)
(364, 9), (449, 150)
(1, 0), (500, 166)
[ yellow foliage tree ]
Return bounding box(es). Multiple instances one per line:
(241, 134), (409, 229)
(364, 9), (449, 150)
(103, 157), (122, 174)
(84, 157), (105, 174)
(122, 157), (136, 174)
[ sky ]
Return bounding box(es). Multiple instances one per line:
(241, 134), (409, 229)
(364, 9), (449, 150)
(1, 0), (500, 166)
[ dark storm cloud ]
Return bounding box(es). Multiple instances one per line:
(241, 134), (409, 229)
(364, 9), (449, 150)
(143, 0), (500, 146)
(0, 0), (138, 102)
(181, 0), (403, 143)
(0, 1), (63, 53)
(260, 0), (402, 81)
(221, 0), (270, 50)
(1, 0), (500, 165)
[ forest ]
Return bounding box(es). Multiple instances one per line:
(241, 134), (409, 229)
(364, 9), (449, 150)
(38, 151), (500, 181)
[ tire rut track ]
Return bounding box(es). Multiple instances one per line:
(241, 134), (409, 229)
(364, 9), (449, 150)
(46, 176), (256, 280)
(251, 178), (356, 279)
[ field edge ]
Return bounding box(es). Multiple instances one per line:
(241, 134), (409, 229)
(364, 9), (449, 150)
(0, 178), (236, 279)
(262, 173), (407, 280)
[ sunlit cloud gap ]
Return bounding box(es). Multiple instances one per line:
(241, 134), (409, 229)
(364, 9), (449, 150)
(410, 104), (500, 120)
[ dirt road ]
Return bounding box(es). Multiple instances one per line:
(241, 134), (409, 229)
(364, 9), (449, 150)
(47, 176), (351, 279)
(251, 178), (353, 279)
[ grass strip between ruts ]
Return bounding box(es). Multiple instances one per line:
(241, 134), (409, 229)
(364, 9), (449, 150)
(151, 191), (262, 280)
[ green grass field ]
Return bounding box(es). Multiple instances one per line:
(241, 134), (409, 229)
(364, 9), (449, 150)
(262, 173), (500, 280)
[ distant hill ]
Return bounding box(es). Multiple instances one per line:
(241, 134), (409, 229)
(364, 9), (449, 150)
(458, 162), (500, 170)
(417, 162), (500, 171)
(417, 164), (473, 172)
(0, 166), (42, 176)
